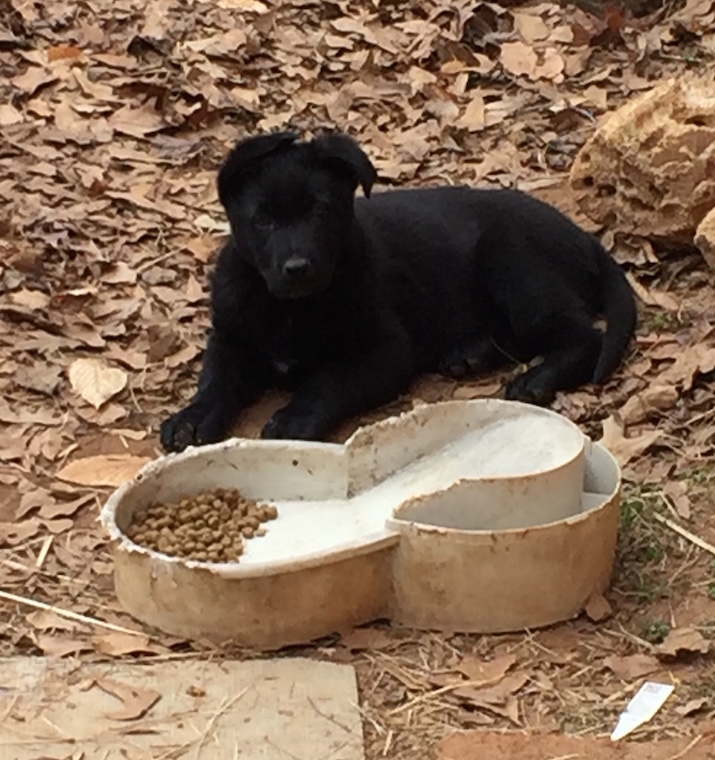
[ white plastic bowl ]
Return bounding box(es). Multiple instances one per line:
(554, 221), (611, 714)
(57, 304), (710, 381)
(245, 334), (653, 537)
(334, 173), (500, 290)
(100, 400), (621, 649)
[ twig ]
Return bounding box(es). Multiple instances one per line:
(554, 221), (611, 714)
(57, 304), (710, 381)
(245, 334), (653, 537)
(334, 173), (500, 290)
(388, 677), (507, 716)
(195, 689), (248, 759)
(653, 513), (715, 557)
(666, 736), (702, 760)
(35, 535), (53, 569)
(0, 588), (144, 635)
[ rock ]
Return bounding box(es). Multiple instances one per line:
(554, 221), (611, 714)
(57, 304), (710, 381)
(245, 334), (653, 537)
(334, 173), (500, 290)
(695, 206), (715, 270)
(570, 75), (715, 267)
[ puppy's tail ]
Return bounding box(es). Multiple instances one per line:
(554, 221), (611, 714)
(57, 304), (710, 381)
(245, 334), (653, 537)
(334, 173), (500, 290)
(592, 246), (637, 384)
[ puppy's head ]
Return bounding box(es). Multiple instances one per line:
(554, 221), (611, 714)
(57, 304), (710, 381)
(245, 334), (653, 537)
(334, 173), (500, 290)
(217, 131), (377, 299)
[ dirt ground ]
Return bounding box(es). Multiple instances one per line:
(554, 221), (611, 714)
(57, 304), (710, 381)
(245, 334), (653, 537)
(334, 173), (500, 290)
(2, 0), (715, 757)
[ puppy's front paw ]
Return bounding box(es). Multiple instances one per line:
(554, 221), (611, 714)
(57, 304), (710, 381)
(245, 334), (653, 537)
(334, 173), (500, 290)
(504, 372), (556, 406)
(261, 406), (325, 441)
(160, 404), (228, 453)
(438, 339), (496, 379)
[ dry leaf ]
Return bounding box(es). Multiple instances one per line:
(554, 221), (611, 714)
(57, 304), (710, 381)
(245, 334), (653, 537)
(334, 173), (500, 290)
(627, 275), (680, 312)
(48, 44), (83, 62)
(92, 631), (166, 657)
(584, 85), (608, 110)
(0, 104), (24, 126)
(454, 672), (528, 724)
(603, 653), (661, 680)
(619, 385), (678, 425)
(456, 654), (517, 686)
(37, 635), (91, 657)
(56, 455), (151, 487)
(660, 344), (715, 391)
(455, 95), (485, 132)
(0, 518), (41, 546)
(39, 494), (94, 520)
(599, 416), (661, 466)
(512, 13), (550, 44)
(340, 627), (394, 651)
(663, 480), (691, 519)
(675, 697), (708, 717)
(584, 593), (612, 622)
(94, 677), (162, 720)
(69, 358), (128, 409)
(26, 609), (83, 632)
(14, 364), (63, 396)
(656, 628), (711, 660)
(185, 275), (205, 303)
(536, 48), (564, 81)
(500, 41), (538, 79)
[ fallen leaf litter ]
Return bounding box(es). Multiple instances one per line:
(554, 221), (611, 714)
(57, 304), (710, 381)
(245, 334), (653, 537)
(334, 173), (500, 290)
(126, 487), (278, 562)
(3, 0), (715, 756)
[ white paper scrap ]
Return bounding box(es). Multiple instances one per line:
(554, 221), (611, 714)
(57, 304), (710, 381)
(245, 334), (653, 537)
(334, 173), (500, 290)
(611, 681), (674, 741)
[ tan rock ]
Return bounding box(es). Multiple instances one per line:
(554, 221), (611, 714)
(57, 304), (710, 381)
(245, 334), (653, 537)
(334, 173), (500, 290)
(570, 75), (715, 267)
(695, 205), (715, 270)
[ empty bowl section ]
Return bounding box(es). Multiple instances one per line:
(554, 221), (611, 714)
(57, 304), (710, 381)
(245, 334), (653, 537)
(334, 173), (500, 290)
(387, 441), (621, 634)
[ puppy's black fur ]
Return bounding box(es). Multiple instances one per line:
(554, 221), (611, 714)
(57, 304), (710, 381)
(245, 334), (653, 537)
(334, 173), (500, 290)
(160, 132), (637, 451)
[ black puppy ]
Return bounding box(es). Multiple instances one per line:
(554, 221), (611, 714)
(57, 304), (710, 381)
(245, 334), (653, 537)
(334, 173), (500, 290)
(160, 131), (637, 452)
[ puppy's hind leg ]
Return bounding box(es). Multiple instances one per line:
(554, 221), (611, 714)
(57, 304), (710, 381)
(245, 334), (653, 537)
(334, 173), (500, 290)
(505, 316), (602, 406)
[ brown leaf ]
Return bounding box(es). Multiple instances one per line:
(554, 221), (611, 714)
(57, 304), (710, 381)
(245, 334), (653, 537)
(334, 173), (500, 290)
(185, 275), (205, 303)
(0, 104), (24, 126)
(454, 672), (528, 725)
(512, 12), (550, 44)
(0, 518), (41, 546)
(456, 654), (517, 686)
(599, 416), (661, 466)
(12, 67), (60, 96)
(103, 263), (138, 285)
(340, 627), (394, 651)
(455, 95), (485, 132)
(660, 344), (715, 391)
(14, 363), (63, 396)
(603, 653), (661, 680)
(48, 44), (84, 62)
(656, 628), (711, 660)
(675, 697), (708, 717)
(619, 385), (678, 425)
(499, 41), (538, 79)
(92, 631), (166, 657)
(43, 518), (75, 534)
(94, 676), (162, 720)
(37, 635), (91, 657)
(536, 48), (564, 81)
(663, 481), (691, 520)
(26, 609), (83, 632)
(56, 455), (151, 487)
(68, 358), (128, 409)
(40, 494), (94, 520)
(584, 593), (612, 622)
(628, 275), (680, 311)
(108, 103), (166, 138)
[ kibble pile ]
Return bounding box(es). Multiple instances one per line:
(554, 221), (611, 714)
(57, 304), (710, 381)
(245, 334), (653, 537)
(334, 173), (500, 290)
(125, 487), (278, 563)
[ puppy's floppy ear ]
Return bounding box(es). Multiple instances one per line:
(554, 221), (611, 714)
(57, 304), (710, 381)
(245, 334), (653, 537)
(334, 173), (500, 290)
(217, 131), (299, 206)
(312, 134), (377, 198)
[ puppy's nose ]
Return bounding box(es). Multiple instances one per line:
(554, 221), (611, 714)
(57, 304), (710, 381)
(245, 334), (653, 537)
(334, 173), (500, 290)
(282, 258), (311, 278)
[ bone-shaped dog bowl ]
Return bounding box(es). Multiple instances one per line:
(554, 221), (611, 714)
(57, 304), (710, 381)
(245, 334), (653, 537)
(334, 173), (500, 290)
(100, 400), (621, 649)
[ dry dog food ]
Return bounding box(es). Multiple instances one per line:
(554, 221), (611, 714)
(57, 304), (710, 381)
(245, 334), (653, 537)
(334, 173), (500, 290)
(126, 487), (278, 563)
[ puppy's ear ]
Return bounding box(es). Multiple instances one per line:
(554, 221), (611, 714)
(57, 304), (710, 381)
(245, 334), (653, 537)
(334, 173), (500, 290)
(312, 134), (377, 198)
(217, 131), (299, 206)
